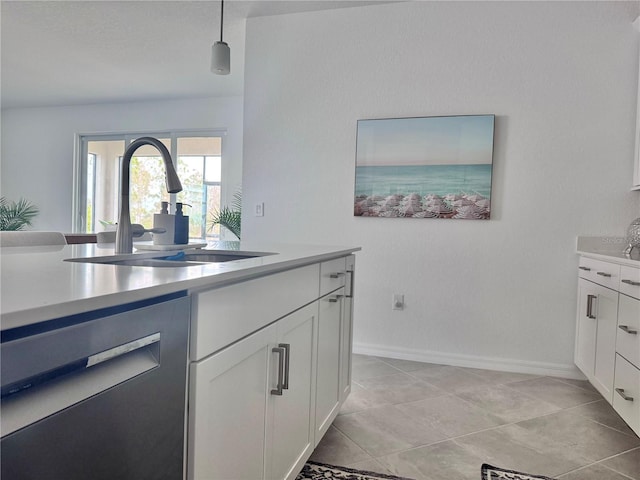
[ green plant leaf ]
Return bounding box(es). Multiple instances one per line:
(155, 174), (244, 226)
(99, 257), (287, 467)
(208, 190), (241, 240)
(0, 197), (40, 231)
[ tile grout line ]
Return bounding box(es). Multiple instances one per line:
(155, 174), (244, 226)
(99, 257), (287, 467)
(552, 376), (600, 393)
(344, 356), (639, 478)
(557, 463), (636, 480)
(559, 445), (640, 480)
(359, 421), (621, 480)
(596, 445), (640, 480)
(564, 401), (640, 439)
(336, 394), (637, 475)
(352, 358), (640, 441)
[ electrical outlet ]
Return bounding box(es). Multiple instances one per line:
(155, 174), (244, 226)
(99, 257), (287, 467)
(255, 203), (264, 217)
(392, 294), (404, 311)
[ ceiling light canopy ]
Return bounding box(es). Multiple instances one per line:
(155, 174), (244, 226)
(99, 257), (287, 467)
(211, 0), (230, 75)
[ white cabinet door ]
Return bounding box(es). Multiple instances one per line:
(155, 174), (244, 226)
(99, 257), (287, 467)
(188, 324), (277, 480)
(340, 255), (355, 402)
(190, 304), (321, 480)
(267, 303), (317, 480)
(592, 284), (619, 402)
(315, 288), (344, 443)
(575, 278), (598, 378)
(575, 278), (618, 402)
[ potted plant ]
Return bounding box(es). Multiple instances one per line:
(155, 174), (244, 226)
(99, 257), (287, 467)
(208, 190), (241, 240)
(0, 197), (39, 231)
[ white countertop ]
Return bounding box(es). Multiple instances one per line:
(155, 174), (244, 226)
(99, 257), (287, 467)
(576, 236), (640, 267)
(0, 241), (359, 331)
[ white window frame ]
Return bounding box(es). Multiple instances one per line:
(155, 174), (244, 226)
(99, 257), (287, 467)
(72, 129), (227, 234)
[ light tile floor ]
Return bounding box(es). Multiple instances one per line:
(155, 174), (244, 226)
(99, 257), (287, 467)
(309, 355), (640, 480)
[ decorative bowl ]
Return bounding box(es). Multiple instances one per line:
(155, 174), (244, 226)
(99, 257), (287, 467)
(624, 217), (640, 255)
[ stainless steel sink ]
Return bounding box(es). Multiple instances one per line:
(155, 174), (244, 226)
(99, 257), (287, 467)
(65, 250), (274, 267)
(177, 252), (263, 263)
(103, 258), (207, 268)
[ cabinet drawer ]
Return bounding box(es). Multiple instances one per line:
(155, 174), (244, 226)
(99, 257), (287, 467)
(578, 257), (620, 290)
(617, 294), (640, 369)
(619, 265), (640, 300)
(613, 354), (640, 436)
(320, 257), (347, 297)
(190, 264), (320, 361)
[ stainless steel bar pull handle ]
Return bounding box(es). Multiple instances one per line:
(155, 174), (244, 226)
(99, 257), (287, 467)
(596, 272), (612, 278)
(330, 272), (346, 279)
(279, 343), (290, 390)
(579, 266), (591, 271)
(271, 347), (285, 396)
(619, 325), (638, 335)
(615, 388), (634, 402)
(87, 332), (160, 368)
(346, 269), (355, 299)
(621, 279), (640, 286)
(329, 295), (344, 303)
(586, 295), (597, 319)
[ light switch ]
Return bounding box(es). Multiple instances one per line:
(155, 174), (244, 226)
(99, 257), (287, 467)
(255, 203), (264, 217)
(392, 294), (404, 310)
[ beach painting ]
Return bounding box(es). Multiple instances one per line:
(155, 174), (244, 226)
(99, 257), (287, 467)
(354, 115), (495, 220)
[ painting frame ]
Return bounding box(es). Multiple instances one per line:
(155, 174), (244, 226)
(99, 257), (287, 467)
(354, 114), (495, 220)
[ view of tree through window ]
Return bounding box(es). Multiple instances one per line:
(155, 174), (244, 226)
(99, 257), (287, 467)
(176, 137), (222, 240)
(129, 155), (167, 228)
(78, 133), (223, 240)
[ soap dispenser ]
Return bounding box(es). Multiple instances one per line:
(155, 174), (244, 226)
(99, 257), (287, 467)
(174, 202), (189, 245)
(152, 201), (175, 245)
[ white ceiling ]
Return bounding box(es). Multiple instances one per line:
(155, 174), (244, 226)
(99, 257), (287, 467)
(1, 0), (395, 109)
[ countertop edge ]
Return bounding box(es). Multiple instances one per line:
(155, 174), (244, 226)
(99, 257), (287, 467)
(577, 250), (640, 268)
(576, 236), (640, 267)
(1, 244), (361, 331)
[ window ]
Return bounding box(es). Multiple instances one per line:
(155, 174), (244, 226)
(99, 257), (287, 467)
(85, 153), (97, 232)
(74, 131), (225, 240)
(176, 136), (222, 239)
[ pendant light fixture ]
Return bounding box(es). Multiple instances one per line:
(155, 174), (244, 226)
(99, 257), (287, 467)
(211, 0), (230, 75)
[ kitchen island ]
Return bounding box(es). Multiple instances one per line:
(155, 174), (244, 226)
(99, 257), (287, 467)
(1, 241), (359, 480)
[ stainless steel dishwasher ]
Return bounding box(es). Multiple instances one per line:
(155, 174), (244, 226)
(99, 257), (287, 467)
(1, 292), (190, 480)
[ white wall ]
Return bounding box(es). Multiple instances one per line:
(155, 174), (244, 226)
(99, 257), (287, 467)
(1, 96), (244, 232)
(243, 1), (640, 376)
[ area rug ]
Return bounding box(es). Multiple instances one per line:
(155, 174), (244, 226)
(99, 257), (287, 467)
(482, 464), (557, 480)
(297, 461), (415, 480)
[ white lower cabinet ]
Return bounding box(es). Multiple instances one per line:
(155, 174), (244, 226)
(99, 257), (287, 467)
(187, 255), (356, 479)
(188, 303), (318, 480)
(575, 256), (640, 436)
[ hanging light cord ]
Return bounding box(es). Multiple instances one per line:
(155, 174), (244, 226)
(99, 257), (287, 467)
(219, 0), (224, 42)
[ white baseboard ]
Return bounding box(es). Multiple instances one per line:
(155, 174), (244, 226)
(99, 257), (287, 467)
(353, 342), (586, 380)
